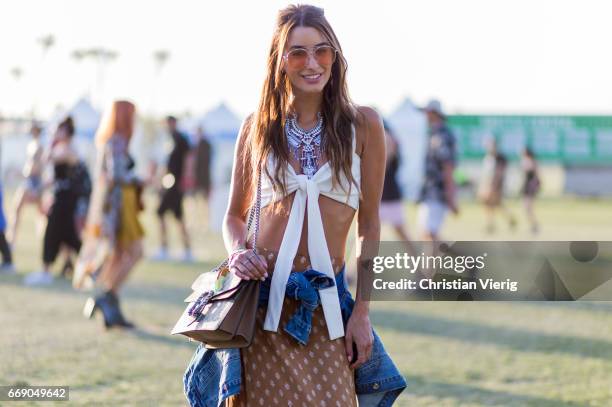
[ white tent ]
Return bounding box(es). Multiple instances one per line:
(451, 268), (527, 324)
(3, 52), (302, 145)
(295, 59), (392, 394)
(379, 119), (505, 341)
(386, 97), (428, 201)
(69, 98), (101, 140)
(198, 102), (241, 141)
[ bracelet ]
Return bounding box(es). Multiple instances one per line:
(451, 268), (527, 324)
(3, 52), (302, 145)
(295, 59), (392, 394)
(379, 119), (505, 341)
(229, 246), (248, 265)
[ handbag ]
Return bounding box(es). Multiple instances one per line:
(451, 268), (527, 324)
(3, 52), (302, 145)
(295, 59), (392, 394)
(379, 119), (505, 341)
(171, 168), (262, 349)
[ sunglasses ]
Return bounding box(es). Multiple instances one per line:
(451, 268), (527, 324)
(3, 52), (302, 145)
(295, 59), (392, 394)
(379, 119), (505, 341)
(282, 45), (338, 70)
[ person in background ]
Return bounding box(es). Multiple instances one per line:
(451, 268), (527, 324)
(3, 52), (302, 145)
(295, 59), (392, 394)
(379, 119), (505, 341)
(78, 100), (144, 328)
(521, 146), (541, 234)
(193, 126), (212, 230)
(151, 116), (192, 262)
(0, 184), (15, 274)
(25, 117), (82, 286)
(417, 100), (459, 243)
(477, 138), (516, 234)
(380, 120), (414, 254)
(8, 123), (46, 245)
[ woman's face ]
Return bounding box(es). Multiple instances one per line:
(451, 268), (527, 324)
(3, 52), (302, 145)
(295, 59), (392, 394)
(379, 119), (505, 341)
(283, 26), (334, 95)
(54, 127), (68, 142)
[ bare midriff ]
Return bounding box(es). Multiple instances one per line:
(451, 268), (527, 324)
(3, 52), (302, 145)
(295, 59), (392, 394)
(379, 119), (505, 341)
(256, 193), (356, 263)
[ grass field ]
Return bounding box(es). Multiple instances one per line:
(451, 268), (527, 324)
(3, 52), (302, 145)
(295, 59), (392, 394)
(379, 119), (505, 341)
(1, 194), (612, 406)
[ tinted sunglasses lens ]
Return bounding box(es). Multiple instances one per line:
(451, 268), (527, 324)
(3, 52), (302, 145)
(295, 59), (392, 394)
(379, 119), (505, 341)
(287, 49), (308, 69)
(315, 46), (335, 65)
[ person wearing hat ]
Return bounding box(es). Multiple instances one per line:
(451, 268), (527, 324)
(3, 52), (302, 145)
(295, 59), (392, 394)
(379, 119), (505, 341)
(417, 99), (458, 242)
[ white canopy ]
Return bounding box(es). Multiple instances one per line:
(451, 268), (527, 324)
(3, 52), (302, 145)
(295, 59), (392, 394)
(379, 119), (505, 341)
(386, 97), (428, 201)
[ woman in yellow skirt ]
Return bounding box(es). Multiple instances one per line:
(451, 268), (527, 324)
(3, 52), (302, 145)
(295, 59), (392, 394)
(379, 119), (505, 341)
(76, 100), (145, 328)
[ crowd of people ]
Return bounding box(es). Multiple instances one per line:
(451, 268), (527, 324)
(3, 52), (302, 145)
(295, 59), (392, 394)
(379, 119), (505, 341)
(0, 104), (213, 327)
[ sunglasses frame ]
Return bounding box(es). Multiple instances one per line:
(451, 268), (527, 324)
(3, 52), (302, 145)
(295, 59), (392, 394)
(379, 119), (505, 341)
(282, 44), (339, 69)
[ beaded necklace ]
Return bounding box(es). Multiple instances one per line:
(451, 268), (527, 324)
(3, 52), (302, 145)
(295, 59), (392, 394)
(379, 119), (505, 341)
(285, 112), (324, 179)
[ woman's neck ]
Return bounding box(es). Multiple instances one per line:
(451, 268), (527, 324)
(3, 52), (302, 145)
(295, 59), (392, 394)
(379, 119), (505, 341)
(290, 92), (322, 129)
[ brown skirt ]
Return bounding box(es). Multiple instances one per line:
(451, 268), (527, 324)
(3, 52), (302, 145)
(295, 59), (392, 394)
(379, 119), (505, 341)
(226, 249), (357, 407)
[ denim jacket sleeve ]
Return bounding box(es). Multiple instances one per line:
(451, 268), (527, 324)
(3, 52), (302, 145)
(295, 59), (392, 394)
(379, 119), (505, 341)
(337, 272), (408, 407)
(183, 343), (241, 407)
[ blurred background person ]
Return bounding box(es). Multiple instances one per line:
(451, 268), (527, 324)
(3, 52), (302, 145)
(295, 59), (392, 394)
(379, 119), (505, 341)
(151, 115), (192, 262)
(193, 125), (211, 230)
(79, 100), (144, 328)
(24, 117), (82, 286)
(477, 138), (516, 234)
(0, 184), (15, 274)
(380, 120), (415, 254)
(521, 146), (541, 234)
(8, 123), (46, 245)
(417, 100), (458, 244)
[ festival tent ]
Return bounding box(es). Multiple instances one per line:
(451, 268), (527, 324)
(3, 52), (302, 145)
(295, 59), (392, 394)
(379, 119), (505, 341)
(386, 97), (428, 201)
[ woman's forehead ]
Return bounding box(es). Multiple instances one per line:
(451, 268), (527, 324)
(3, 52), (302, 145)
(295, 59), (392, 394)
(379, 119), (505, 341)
(287, 26), (327, 48)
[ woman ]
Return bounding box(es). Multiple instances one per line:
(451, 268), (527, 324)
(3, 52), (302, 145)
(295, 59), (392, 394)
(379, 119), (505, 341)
(8, 123), (45, 245)
(521, 146), (541, 234)
(78, 100), (144, 328)
(183, 5), (406, 406)
(24, 117), (82, 286)
(477, 138), (516, 234)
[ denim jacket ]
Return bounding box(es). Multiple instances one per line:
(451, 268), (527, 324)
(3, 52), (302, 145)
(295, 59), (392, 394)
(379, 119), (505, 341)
(183, 265), (407, 407)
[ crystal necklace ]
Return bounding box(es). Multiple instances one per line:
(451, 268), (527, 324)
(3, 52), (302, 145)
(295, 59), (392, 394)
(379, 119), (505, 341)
(285, 112), (324, 179)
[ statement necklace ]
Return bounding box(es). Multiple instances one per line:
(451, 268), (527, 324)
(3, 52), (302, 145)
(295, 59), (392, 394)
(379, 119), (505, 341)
(285, 112), (324, 179)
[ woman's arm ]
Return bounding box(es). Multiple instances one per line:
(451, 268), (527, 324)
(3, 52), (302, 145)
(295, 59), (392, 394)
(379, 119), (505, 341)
(345, 106), (386, 369)
(222, 115), (268, 281)
(355, 106), (386, 308)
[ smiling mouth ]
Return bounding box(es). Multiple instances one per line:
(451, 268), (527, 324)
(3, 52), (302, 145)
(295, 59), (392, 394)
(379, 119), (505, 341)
(301, 73), (322, 80)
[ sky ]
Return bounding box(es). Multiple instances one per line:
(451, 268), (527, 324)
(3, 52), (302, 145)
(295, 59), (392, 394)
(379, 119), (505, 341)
(1, 0), (611, 119)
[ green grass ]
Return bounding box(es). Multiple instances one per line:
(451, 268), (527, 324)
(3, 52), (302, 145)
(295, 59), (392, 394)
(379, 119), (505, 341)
(1, 193), (612, 406)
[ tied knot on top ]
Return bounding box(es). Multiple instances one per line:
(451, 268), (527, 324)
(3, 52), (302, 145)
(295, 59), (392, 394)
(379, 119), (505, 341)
(283, 269), (335, 346)
(295, 174), (313, 193)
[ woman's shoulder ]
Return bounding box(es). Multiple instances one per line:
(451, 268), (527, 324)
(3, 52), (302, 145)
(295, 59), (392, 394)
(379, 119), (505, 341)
(353, 105), (384, 157)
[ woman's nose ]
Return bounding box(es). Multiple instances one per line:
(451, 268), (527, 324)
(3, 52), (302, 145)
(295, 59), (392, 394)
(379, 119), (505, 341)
(305, 52), (319, 69)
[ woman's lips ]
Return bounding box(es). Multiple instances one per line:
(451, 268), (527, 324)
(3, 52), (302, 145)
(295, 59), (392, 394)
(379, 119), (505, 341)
(301, 73), (322, 84)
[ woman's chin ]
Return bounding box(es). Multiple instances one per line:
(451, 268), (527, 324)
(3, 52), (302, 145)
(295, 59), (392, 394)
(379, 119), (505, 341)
(293, 83), (327, 95)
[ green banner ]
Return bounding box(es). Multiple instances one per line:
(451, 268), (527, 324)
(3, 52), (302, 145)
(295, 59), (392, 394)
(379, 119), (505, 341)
(447, 115), (612, 165)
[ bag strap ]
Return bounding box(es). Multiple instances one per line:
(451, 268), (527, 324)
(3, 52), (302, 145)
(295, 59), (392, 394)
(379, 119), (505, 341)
(212, 166), (262, 275)
(244, 165), (262, 254)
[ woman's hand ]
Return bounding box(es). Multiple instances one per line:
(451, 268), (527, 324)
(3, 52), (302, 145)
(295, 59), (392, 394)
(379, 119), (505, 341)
(344, 307), (374, 369)
(229, 249), (268, 281)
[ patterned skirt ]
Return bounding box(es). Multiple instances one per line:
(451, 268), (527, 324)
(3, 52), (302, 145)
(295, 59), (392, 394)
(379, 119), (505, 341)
(226, 248), (357, 407)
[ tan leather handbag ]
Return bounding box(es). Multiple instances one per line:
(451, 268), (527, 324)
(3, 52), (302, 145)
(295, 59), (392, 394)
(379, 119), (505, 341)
(171, 169), (262, 348)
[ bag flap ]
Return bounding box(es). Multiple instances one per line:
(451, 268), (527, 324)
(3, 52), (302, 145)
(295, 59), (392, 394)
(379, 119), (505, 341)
(186, 269), (243, 302)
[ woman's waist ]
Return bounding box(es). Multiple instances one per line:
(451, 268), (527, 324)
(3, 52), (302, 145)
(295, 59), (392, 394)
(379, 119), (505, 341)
(256, 246), (345, 275)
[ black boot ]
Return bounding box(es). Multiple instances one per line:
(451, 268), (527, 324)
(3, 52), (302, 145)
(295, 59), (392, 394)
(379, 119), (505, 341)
(83, 293), (120, 328)
(105, 291), (135, 329)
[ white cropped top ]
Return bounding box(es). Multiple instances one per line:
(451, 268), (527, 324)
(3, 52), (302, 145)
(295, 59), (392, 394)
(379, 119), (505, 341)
(260, 126), (361, 340)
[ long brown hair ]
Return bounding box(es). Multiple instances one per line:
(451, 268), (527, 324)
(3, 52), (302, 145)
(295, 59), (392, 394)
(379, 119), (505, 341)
(95, 100), (136, 147)
(243, 4), (361, 214)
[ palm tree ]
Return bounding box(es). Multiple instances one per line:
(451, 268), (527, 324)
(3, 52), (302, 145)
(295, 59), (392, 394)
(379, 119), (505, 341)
(150, 50), (170, 114)
(71, 47), (118, 108)
(37, 35), (55, 57)
(32, 34), (55, 119)
(9, 67), (24, 118)
(153, 50), (170, 74)
(10, 66), (23, 81)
